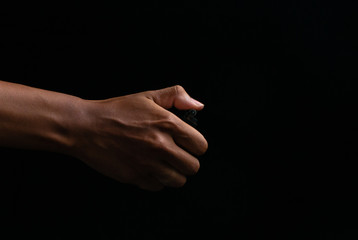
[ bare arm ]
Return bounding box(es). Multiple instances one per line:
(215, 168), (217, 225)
(0, 80), (84, 153)
(0, 81), (208, 191)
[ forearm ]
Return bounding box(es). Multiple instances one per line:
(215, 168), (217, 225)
(0, 80), (84, 154)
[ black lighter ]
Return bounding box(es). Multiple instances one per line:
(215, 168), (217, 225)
(181, 109), (198, 128)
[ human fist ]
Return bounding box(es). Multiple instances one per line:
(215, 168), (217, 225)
(70, 86), (208, 191)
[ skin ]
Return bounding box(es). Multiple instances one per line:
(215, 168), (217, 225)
(0, 81), (208, 191)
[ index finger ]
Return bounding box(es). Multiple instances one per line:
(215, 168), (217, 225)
(167, 113), (208, 156)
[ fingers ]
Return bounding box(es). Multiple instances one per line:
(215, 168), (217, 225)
(158, 112), (208, 156)
(146, 85), (204, 110)
(136, 136), (199, 184)
(145, 85), (208, 155)
(171, 115), (208, 156)
(128, 85), (208, 191)
(126, 144), (192, 189)
(162, 137), (201, 176)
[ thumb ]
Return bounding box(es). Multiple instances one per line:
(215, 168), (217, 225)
(147, 85), (204, 110)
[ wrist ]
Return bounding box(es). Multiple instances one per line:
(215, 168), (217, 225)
(56, 97), (93, 157)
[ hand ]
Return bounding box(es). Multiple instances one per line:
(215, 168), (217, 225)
(70, 86), (208, 191)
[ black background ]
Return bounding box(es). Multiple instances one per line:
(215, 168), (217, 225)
(1, 1), (358, 239)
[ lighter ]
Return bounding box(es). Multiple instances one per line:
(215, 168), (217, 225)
(181, 109), (198, 128)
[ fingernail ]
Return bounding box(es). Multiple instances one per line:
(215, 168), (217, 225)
(191, 98), (204, 107)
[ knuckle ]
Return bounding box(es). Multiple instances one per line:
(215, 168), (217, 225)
(161, 114), (180, 132)
(174, 85), (185, 94)
(166, 112), (177, 123)
(151, 134), (170, 153)
(149, 130), (175, 154)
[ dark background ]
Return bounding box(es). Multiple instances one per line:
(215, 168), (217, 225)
(1, 1), (358, 239)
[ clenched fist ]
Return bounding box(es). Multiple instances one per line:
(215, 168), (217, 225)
(70, 86), (208, 191)
(0, 81), (208, 191)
